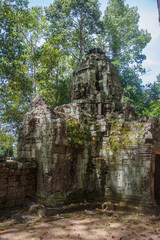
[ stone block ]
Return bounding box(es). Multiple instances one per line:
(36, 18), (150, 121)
(5, 200), (16, 208)
(8, 181), (19, 188)
(100, 125), (106, 132)
(0, 190), (6, 198)
(0, 197), (5, 206)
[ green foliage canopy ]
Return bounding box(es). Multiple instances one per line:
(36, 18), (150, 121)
(0, 0), (32, 128)
(46, 0), (102, 60)
(142, 74), (160, 118)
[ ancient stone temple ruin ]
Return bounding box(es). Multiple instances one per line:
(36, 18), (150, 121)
(1, 48), (160, 209)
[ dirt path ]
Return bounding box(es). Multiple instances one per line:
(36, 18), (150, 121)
(1, 208), (160, 240)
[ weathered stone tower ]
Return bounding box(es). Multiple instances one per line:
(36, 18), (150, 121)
(2, 48), (160, 209)
(70, 48), (122, 116)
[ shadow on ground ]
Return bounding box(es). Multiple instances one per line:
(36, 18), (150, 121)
(1, 206), (160, 240)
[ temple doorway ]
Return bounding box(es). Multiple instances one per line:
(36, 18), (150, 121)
(154, 154), (160, 204)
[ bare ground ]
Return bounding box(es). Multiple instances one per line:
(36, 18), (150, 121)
(1, 205), (160, 240)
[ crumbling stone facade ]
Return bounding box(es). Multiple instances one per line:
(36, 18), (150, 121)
(8, 48), (160, 208)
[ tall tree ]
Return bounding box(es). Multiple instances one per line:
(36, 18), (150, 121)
(21, 6), (48, 92)
(0, 1), (71, 130)
(102, 0), (151, 110)
(46, 0), (102, 61)
(0, 0), (30, 89)
(0, 130), (16, 157)
(0, 0), (32, 129)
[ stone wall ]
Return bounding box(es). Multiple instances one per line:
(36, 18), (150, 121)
(0, 161), (37, 208)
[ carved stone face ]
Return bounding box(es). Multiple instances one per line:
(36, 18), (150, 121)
(72, 83), (86, 99)
(73, 84), (81, 99)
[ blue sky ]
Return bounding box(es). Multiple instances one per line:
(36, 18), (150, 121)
(29, 0), (160, 85)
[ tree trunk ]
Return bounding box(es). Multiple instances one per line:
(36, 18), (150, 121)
(33, 62), (36, 93)
(79, 11), (83, 59)
(157, 0), (160, 23)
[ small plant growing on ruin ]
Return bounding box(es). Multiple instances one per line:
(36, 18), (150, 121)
(66, 118), (91, 145)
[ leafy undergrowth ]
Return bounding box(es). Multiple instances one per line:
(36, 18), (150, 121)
(1, 207), (160, 240)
